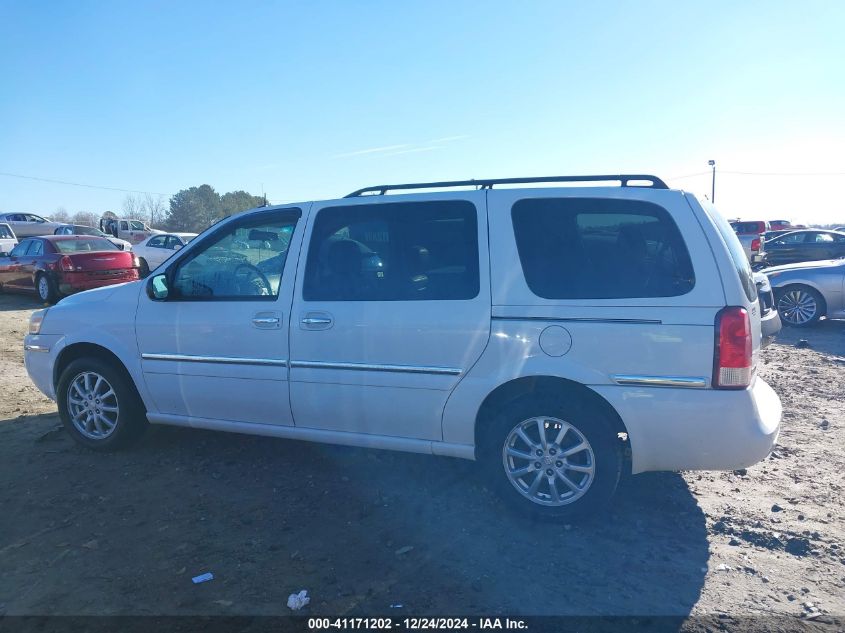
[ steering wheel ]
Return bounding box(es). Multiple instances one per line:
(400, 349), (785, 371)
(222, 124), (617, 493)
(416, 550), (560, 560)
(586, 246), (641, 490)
(233, 263), (272, 296)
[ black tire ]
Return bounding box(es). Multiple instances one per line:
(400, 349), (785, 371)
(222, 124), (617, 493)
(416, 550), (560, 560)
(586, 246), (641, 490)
(478, 392), (622, 520)
(36, 273), (58, 304)
(56, 357), (148, 451)
(775, 285), (825, 328)
(138, 258), (150, 278)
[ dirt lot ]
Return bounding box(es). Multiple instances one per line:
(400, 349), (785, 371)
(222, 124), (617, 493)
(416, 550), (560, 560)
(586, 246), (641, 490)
(1, 292), (843, 625)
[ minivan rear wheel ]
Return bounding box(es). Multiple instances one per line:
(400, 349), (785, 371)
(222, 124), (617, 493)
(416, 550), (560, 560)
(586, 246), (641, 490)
(57, 357), (148, 450)
(480, 393), (622, 519)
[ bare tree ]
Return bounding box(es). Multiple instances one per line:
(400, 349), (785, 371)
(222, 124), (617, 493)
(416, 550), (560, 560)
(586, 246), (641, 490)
(143, 193), (167, 229)
(122, 194), (148, 223)
(52, 207), (70, 224)
(72, 211), (98, 227)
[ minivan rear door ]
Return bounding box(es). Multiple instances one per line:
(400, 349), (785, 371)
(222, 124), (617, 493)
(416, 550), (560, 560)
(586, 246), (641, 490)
(288, 192), (490, 442)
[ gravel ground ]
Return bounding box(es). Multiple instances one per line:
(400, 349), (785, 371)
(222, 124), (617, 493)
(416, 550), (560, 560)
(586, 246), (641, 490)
(0, 292), (843, 626)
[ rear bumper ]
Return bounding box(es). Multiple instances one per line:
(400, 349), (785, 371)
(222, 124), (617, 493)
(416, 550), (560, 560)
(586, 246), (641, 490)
(592, 377), (781, 474)
(56, 270), (138, 295)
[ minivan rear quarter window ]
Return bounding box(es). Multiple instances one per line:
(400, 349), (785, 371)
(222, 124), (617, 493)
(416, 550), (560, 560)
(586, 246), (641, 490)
(511, 198), (695, 300)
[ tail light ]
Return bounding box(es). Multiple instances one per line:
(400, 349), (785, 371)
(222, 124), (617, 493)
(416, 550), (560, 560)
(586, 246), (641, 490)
(714, 307), (753, 389)
(59, 256), (75, 272)
(750, 237), (761, 252)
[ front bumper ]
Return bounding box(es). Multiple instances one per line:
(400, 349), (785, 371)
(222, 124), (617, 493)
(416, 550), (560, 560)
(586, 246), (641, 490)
(592, 377), (782, 474)
(24, 334), (62, 401)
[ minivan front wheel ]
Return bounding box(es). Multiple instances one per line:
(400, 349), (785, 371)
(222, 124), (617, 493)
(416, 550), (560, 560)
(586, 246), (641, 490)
(481, 394), (622, 518)
(57, 357), (148, 450)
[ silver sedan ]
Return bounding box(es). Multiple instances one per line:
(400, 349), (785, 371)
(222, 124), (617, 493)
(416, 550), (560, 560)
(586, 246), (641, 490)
(764, 258), (845, 327)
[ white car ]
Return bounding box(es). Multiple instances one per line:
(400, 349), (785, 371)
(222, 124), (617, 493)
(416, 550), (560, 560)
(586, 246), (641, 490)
(132, 233), (197, 276)
(24, 175), (782, 518)
(0, 222), (17, 254)
(53, 224), (133, 252)
(0, 212), (62, 238)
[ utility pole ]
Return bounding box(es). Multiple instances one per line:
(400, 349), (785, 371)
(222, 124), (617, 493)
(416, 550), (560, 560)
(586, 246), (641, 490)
(708, 159), (716, 203)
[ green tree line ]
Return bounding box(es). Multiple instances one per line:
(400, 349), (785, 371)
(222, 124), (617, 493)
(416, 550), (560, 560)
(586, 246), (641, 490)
(165, 186), (265, 232)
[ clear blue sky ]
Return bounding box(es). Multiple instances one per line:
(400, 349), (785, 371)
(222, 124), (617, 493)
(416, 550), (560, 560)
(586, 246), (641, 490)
(2, 1), (844, 223)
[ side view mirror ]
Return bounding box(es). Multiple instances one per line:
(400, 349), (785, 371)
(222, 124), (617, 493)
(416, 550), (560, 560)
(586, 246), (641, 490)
(147, 273), (169, 300)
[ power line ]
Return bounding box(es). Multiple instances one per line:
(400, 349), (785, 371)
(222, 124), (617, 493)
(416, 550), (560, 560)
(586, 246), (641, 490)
(667, 171), (710, 180)
(669, 169), (845, 179)
(720, 170), (845, 177)
(0, 171), (170, 196)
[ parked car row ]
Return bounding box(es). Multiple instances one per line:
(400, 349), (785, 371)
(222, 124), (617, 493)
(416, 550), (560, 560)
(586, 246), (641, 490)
(54, 224), (133, 251)
(0, 212), (197, 303)
(764, 258), (845, 327)
(0, 235), (141, 303)
(0, 212), (63, 237)
(763, 229), (845, 266)
(0, 222), (18, 254)
(132, 232), (197, 277)
(99, 217), (162, 244)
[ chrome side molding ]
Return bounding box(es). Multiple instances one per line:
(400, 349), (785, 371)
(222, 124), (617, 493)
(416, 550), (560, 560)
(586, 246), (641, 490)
(141, 353), (288, 367)
(140, 354), (461, 376)
(289, 360), (462, 376)
(492, 316), (662, 325)
(611, 374), (708, 389)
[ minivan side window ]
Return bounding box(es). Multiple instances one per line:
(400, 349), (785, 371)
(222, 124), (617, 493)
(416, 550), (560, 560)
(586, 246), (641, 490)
(512, 198), (695, 300)
(303, 201), (479, 301)
(170, 211), (300, 300)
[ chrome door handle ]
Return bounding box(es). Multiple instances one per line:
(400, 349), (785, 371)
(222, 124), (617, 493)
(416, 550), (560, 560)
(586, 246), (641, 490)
(252, 311), (282, 329)
(301, 317), (332, 325)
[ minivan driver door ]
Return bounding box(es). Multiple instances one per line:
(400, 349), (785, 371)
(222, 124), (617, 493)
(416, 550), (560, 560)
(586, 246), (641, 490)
(135, 207), (305, 426)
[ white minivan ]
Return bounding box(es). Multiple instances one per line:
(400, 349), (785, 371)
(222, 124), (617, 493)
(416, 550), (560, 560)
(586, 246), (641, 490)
(24, 175), (781, 517)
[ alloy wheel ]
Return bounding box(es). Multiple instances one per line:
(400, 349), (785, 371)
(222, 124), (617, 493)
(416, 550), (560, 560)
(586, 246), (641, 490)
(67, 372), (120, 440)
(777, 289), (817, 325)
(502, 416), (596, 506)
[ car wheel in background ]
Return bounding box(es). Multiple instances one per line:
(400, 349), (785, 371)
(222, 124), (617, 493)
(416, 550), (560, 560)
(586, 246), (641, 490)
(56, 357), (148, 451)
(36, 274), (57, 304)
(775, 285), (824, 327)
(138, 258), (150, 278)
(479, 393), (622, 519)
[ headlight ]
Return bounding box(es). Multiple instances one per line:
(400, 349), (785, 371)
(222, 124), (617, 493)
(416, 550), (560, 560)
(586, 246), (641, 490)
(29, 308), (49, 334)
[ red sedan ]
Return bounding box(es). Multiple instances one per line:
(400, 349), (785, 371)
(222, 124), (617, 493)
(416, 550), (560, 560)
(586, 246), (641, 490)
(0, 235), (140, 304)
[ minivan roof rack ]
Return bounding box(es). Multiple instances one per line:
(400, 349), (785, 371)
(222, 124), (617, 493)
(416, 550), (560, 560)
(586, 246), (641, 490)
(345, 174), (668, 197)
